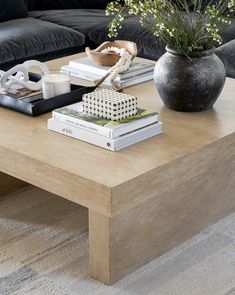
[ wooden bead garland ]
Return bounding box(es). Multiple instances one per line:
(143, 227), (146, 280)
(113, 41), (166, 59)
(101, 47), (132, 82)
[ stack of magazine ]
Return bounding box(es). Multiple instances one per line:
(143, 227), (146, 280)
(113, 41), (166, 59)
(61, 57), (155, 88)
(48, 102), (162, 151)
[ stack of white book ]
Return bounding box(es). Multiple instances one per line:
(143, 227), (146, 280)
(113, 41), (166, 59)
(48, 102), (162, 151)
(61, 57), (155, 88)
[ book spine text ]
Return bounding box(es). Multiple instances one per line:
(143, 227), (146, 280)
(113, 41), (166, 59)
(48, 119), (115, 151)
(52, 111), (112, 138)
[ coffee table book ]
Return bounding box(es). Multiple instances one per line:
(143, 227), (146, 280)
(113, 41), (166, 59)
(61, 66), (153, 88)
(68, 56), (155, 79)
(61, 56), (155, 88)
(48, 119), (162, 151)
(52, 102), (158, 139)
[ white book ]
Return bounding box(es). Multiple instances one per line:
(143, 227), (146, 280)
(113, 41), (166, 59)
(53, 102), (158, 139)
(120, 72), (153, 88)
(61, 65), (117, 83)
(68, 57), (155, 79)
(48, 119), (162, 151)
(61, 65), (153, 88)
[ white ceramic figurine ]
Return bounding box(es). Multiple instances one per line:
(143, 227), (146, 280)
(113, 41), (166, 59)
(0, 60), (49, 91)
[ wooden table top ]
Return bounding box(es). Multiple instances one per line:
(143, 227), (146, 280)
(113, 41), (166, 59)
(1, 53), (235, 189)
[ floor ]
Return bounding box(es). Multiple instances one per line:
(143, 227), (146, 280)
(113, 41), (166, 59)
(0, 186), (234, 295)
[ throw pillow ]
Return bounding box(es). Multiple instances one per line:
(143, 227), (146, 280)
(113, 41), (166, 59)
(0, 0), (28, 22)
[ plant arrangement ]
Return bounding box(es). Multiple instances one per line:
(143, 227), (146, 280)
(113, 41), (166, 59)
(106, 0), (235, 57)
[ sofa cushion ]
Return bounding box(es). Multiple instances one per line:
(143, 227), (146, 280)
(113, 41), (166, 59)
(29, 9), (113, 37)
(0, 17), (85, 67)
(222, 19), (235, 44)
(29, 9), (165, 60)
(215, 40), (235, 78)
(0, 0), (28, 22)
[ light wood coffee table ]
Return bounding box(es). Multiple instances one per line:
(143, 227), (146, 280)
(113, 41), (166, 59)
(1, 53), (235, 284)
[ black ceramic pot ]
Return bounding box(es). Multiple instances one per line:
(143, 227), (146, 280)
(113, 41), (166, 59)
(154, 47), (226, 112)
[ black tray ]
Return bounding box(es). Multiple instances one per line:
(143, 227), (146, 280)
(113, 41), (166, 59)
(0, 73), (96, 116)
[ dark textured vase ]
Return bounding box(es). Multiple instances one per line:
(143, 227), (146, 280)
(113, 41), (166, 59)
(154, 47), (226, 112)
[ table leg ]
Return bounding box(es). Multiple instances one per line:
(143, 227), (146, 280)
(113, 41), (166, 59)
(89, 210), (111, 284)
(0, 172), (28, 197)
(89, 154), (235, 284)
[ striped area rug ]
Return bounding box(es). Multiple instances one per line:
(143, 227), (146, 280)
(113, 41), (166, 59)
(0, 186), (234, 295)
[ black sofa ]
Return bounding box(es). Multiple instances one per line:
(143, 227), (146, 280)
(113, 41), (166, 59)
(0, 0), (235, 78)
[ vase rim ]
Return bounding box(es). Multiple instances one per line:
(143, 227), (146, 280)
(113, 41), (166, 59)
(166, 46), (215, 57)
